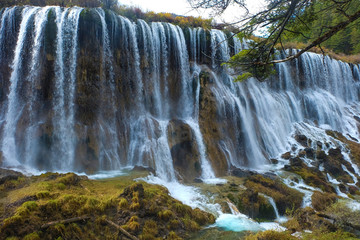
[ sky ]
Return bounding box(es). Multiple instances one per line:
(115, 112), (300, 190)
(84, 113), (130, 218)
(119, 0), (266, 24)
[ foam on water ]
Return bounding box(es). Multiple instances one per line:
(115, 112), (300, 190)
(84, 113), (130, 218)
(142, 175), (221, 214)
(86, 170), (129, 180)
(347, 201), (360, 211)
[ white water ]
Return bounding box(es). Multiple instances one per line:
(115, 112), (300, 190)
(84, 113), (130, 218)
(53, 7), (82, 170)
(1, 7), (40, 167)
(261, 194), (287, 223)
(24, 7), (53, 166)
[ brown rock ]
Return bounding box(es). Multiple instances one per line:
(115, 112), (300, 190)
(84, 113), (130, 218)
(167, 119), (201, 181)
(281, 152), (292, 159)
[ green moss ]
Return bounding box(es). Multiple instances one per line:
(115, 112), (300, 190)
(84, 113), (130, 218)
(167, 231), (183, 240)
(243, 175), (303, 215)
(168, 219), (180, 230)
(39, 182), (53, 191)
(302, 229), (357, 240)
(22, 201), (38, 211)
(118, 197), (128, 209)
(3, 215), (22, 228)
(159, 210), (174, 221)
(57, 173), (80, 186)
(36, 191), (50, 199)
(130, 202), (140, 211)
(292, 167), (334, 192)
(183, 218), (200, 231)
(142, 220), (158, 236)
(326, 130), (360, 167)
(128, 221), (140, 232)
(0, 172), (214, 239)
(245, 230), (297, 240)
(23, 232), (41, 240)
(56, 183), (66, 190)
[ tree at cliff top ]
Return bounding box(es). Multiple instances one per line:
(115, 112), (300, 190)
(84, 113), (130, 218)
(188, 0), (360, 81)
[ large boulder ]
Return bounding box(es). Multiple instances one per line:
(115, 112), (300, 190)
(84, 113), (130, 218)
(167, 119), (201, 181)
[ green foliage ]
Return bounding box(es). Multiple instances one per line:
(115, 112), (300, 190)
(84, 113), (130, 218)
(226, 41), (277, 82)
(234, 72), (253, 82)
(213, 0), (360, 81)
(286, 0), (360, 55)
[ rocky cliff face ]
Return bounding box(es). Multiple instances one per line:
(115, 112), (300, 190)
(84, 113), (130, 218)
(0, 6), (360, 185)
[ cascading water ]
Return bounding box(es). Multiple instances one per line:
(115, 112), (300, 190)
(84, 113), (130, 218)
(52, 7), (82, 170)
(1, 6), (83, 171)
(1, 7), (40, 167)
(0, 6), (359, 190)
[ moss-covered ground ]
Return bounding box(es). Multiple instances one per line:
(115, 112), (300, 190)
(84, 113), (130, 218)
(0, 170), (215, 240)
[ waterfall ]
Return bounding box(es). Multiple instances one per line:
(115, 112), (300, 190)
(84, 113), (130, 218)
(96, 8), (120, 170)
(1, 7), (40, 167)
(0, 6), (359, 184)
(52, 7), (82, 170)
(24, 7), (53, 167)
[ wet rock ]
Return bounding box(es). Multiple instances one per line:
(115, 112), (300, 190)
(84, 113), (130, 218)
(339, 184), (347, 194)
(198, 67), (233, 175)
(270, 158), (279, 164)
(304, 147), (315, 159)
(193, 178), (203, 183)
(167, 119), (201, 182)
(263, 172), (277, 180)
(290, 157), (304, 168)
(281, 152), (292, 159)
(298, 150), (306, 157)
(348, 186), (359, 195)
(316, 150), (327, 160)
(322, 148), (351, 180)
(295, 134), (308, 147)
(132, 165), (156, 175)
(316, 141), (323, 149)
(284, 164), (292, 171)
(230, 167), (255, 178)
(232, 189), (276, 221)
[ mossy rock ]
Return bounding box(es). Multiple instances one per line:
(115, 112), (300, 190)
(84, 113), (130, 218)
(232, 189), (276, 221)
(243, 174), (304, 215)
